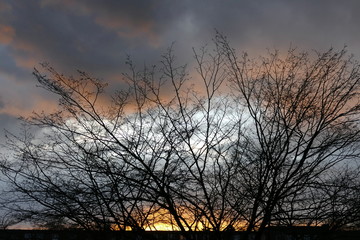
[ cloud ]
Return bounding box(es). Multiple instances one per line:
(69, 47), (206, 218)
(12, 54), (39, 70)
(0, 1), (11, 11)
(38, 0), (164, 46)
(0, 24), (15, 45)
(1, 0), (360, 124)
(0, 113), (17, 132)
(39, 0), (91, 15)
(0, 96), (4, 109)
(0, 82), (59, 118)
(2, 1), (158, 76)
(0, 113), (23, 153)
(96, 15), (159, 46)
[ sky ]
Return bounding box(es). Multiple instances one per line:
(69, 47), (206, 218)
(1, 0), (360, 140)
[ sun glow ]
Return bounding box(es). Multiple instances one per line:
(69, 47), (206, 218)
(145, 223), (180, 231)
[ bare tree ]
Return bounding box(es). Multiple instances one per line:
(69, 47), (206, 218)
(1, 34), (360, 240)
(0, 44), (244, 240)
(216, 33), (360, 239)
(306, 166), (360, 230)
(1, 88), (158, 231)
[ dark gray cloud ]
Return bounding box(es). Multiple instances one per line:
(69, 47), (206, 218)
(0, 96), (4, 110)
(1, 0), (360, 119)
(177, 0), (360, 55)
(0, 113), (18, 133)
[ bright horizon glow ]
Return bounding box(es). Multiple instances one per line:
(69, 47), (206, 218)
(145, 223), (180, 231)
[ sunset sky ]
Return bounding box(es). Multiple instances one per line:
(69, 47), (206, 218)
(1, 0), (360, 140)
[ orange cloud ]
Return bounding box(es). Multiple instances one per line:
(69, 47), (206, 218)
(0, 24), (15, 45)
(12, 38), (37, 52)
(6, 37), (40, 70)
(0, 95), (59, 118)
(12, 54), (39, 70)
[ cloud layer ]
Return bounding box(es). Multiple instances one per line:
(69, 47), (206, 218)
(1, 0), (360, 138)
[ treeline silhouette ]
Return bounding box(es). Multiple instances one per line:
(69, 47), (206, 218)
(1, 228), (360, 240)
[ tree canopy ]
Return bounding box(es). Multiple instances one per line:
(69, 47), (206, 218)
(1, 34), (360, 240)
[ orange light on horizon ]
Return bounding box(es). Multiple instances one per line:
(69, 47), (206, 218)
(144, 222), (180, 231)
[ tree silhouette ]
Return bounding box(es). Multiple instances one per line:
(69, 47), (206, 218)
(216, 34), (360, 239)
(1, 34), (360, 240)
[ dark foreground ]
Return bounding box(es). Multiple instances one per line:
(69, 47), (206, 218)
(1, 227), (360, 240)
